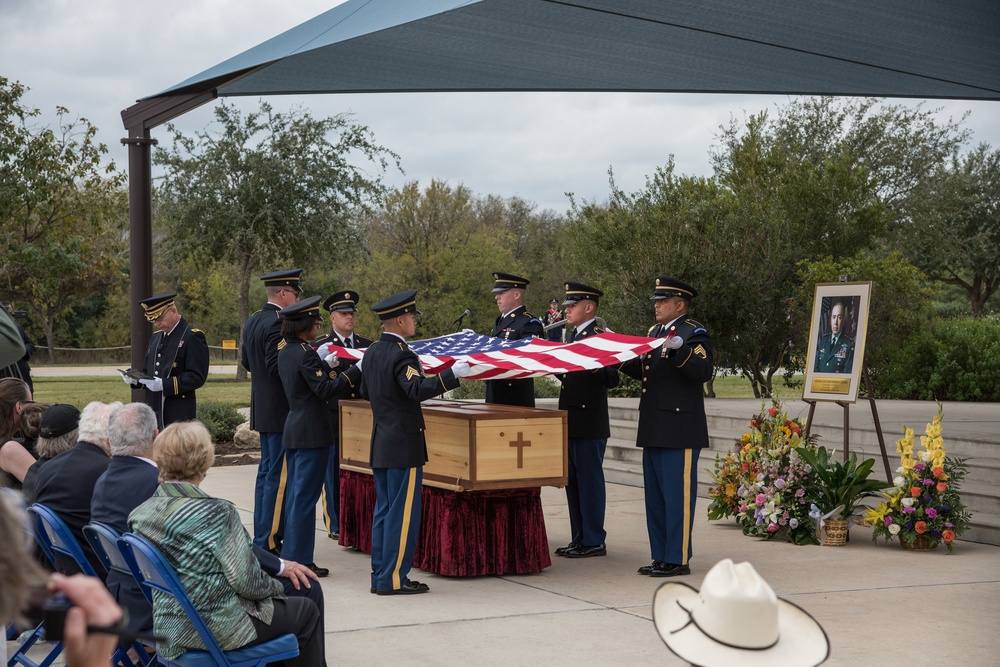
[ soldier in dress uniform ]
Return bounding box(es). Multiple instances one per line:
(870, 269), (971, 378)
(241, 269), (302, 553)
(556, 282), (618, 558)
(363, 289), (468, 595)
(554, 281), (619, 559)
(277, 296), (363, 577)
(485, 272), (544, 407)
(310, 290), (372, 540)
(128, 293), (208, 428)
(620, 277), (713, 578)
(812, 299), (855, 374)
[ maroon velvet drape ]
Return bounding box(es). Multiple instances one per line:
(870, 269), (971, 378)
(339, 470), (551, 576)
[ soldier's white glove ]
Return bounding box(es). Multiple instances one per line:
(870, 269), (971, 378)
(324, 353), (340, 368)
(139, 377), (163, 392)
(450, 360), (473, 377)
(663, 334), (683, 350)
(119, 371), (140, 387)
(354, 355), (363, 371)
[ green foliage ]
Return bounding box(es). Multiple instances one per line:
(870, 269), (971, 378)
(0, 77), (128, 360)
(899, 143), (1000, 317)
(875, 316), (1000, 401)
(196, 401), (246, 444)
(608, 375), (641, 398)
(797, 446), (891, 520)
(794, 252), (938, 384)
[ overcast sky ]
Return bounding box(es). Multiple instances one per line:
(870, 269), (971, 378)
(3, 0), (998, 213)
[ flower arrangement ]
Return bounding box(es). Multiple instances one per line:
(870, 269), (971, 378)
(866, 407), (971, 553)
(708, 401), (819, 545)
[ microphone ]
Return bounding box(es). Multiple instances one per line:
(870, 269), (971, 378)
(453, 308), (471, 325)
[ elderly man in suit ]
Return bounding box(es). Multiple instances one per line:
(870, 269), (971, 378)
(364, 290), (468, 595)
(33, 401), (120, 574)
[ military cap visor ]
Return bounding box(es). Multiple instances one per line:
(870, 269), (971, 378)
(324, 290), (360, 313)
(651, 276), (698, 300)
(279, 295), (323, 320)
(140, 293), (177, 321)
(491, 272), (530, 293)
(371, 289), (421, 320)
(562, 281), (603, 306)
(260, 269), (304, 293)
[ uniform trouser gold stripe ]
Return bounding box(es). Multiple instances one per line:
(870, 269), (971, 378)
(392, 468), (418, 590)
(268, 454), (288, 550)
(681, 449), (693, 565)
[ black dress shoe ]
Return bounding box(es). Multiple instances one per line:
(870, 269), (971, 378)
(328, 531), (339, 540)
(305, 563), (330, 578)
(554, 542), (580, 557)
(370, 587), (376, 594)
(565, 543), (607, 558)
(376, 580), (430, 595)
(649, 562), (691, 577)
(637, 560), (668, 575)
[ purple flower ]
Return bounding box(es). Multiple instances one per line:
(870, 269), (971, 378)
(944, 522), (954, 528)
(926, 508), (938, 519)
(902, 506), (915, 514)
(774, 478), (786, 490)
(929, 529), (942, 538)
(884, 516), (893, 527)
(905, 521), (914, 530)
(938, 505), (950, 512)
(795, 488), (805, 498)
(789, 518), (799, 529)
(914, 462), (926, 471)
(922, 478), (935, 486)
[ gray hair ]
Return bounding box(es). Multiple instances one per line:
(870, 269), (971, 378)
(109, 403), (158, 457)
(77, 401), (124, 454)
(35, 428), (79, 459)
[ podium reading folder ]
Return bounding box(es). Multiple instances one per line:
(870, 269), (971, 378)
(339, 399), (567, 576)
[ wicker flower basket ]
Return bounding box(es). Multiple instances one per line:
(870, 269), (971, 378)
(900, 535), (939, 551)
(823, 519), (850, 547)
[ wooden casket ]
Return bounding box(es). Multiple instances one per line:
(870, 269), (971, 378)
(339, 399), (568, 490)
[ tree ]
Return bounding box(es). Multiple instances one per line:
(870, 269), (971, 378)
(352, 180), (518, 338)
(901, 144), (1000, 317)
(0, 77), (127, 361)
(154, 100), (400, 378)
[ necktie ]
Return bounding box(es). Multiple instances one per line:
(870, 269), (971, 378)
(345, 337), (353, 349)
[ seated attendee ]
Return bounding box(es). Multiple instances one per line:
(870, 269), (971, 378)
(129, 421), (325, 666)
(33, 401), (120, 574)
(94, 404), (323, 644)
(0, 377), (38, 488)
(22, 404), (80, 502)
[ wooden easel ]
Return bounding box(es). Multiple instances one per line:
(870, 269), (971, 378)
(803, 362), (893, 482)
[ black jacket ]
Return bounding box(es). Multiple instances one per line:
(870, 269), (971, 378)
(620, 315), (714, 450)
(362, 333), (459, 469)
(277, 337), (362, 449)
(485, 305), (544, 407)
(241, 304), (289, 433)
(141, 317), (209, 427)
(309, 329), (373, 439)
(558, 321), (619, 439)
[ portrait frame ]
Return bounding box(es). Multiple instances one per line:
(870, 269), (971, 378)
(802, 281), (872, 403)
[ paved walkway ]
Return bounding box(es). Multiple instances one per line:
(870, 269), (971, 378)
(197, 465), (997, 666)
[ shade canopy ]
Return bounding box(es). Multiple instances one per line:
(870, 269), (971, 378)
(146, 0), (998, 106)
(120, 0), (999, 378)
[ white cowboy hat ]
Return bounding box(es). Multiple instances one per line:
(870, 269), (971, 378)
(653, 559), (830, 667)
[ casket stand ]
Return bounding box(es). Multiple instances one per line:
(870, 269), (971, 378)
(338, 399), (567, 576)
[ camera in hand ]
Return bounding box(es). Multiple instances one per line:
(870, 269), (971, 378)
(22, 589), (72, 642)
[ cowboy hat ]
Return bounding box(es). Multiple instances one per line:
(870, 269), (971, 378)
(653, 559), (829, 667)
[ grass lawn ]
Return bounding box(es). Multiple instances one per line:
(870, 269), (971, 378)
(32, 375), (251, 409)
(31, 372), (802, 408)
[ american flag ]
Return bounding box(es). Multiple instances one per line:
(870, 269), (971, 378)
(318, 330), (664, 380)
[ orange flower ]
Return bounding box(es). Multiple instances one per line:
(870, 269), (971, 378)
(915, 521), (927, 534)
(790, 424), (801, 435)
(932, 467), (945, 478)
(768, 407), (779, 417)
(936, 481), (948, 493)
(910, 487), (922, 497)
(942, 530), (956, 543)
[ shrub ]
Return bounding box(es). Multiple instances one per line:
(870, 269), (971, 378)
(197, 401), (246, 443)
(876, 316), (1000, 401)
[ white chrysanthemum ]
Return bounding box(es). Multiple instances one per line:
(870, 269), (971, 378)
(893, 476), (905, 488)
(888, 524), (900, 535)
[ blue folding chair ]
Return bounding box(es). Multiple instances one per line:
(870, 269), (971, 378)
(8, 505), (75, 667)
(83, 523), (157, 667)
(118, 533), (299, 667)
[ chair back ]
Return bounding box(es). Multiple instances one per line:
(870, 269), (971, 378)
(27, 504), (97, 576)
(85, 522), (154, 606)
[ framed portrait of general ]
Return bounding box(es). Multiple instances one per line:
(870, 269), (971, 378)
(802, 281), (872, 403)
